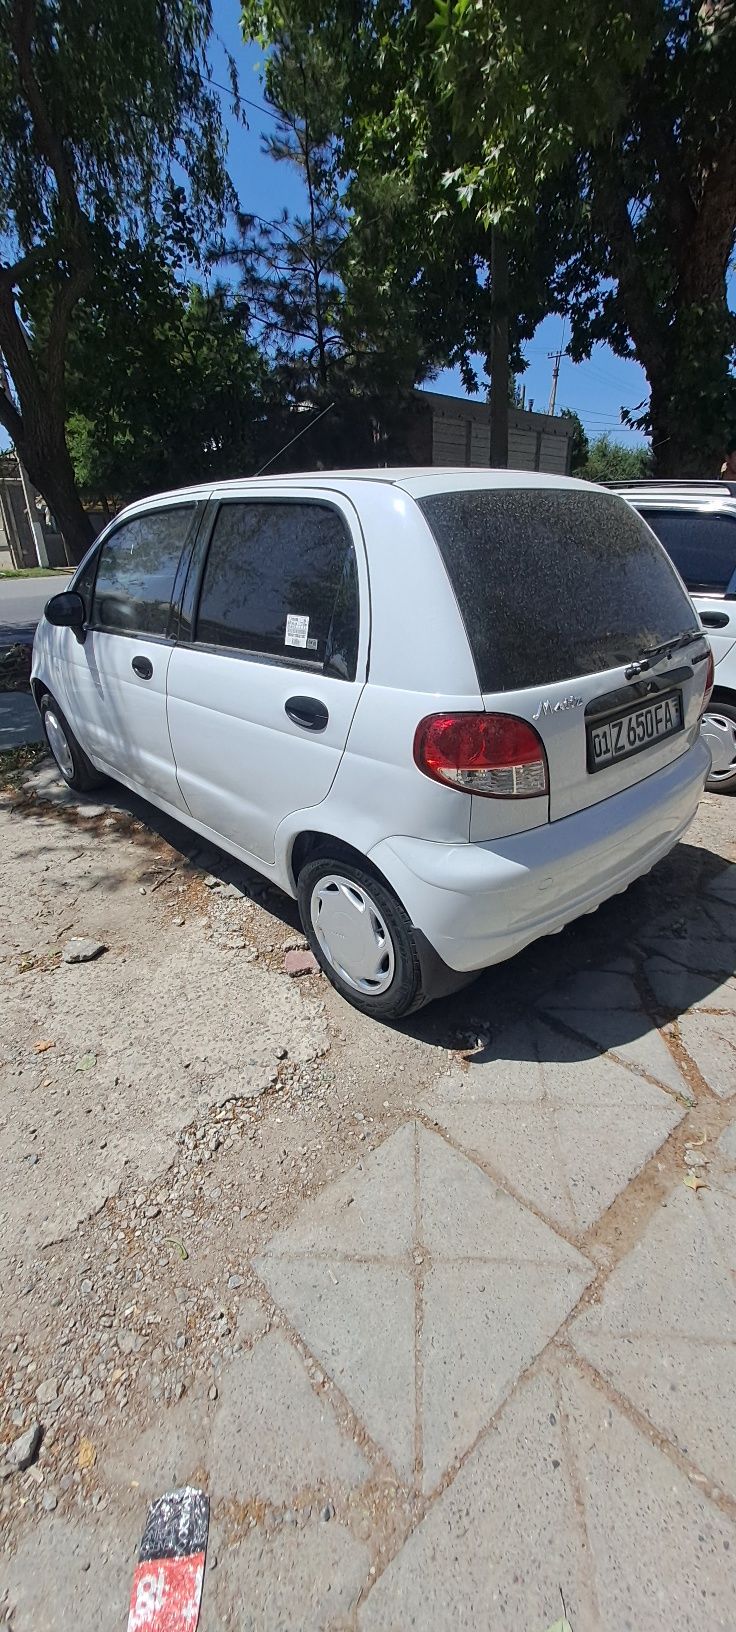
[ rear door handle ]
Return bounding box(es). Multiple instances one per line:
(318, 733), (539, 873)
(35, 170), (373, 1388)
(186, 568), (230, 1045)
(285, 695), (329, 731)
(131, 655), (153, 679)
(699, 611), (730, 630)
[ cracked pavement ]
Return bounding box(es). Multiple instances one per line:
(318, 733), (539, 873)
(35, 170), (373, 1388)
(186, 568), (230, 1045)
(0, 763), (735, 1630)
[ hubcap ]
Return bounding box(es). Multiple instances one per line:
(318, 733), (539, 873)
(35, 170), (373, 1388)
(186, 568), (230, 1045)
(705, 708), (736, 785)
(44, 710), (74, 779)
(310, 875), (396, 994)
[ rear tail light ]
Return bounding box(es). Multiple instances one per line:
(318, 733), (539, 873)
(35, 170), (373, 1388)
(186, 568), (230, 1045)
(414, 712), (549, 798)
(702, 646), (715, 712)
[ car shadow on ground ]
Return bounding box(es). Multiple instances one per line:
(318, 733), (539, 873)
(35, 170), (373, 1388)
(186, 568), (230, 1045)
(401, 840), (736, 1060)
(12, 763), (735, 1060)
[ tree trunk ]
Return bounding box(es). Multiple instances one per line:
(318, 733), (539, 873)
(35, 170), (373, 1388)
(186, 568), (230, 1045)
(14, 423), (94, 562)
(647, 301), (734, 479)
(489, 229), (509, 467)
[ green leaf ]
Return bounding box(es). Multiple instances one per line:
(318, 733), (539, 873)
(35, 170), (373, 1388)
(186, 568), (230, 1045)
(545, 1621), (574, 1632)
(75, 1052), (97, 1072)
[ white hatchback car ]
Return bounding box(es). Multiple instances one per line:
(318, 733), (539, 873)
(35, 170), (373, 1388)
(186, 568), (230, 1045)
(33, 469), (713, 1018)
(614, 480), (736, 793)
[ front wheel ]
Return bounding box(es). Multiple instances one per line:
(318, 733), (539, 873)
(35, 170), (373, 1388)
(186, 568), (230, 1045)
(39, 693), (106, 793)
(704, 701), (736, 794)
(297, 856), (427, 1020)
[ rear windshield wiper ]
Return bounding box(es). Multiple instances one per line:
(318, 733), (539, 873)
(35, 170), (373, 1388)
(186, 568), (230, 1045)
(640, 629), (704, 663)
(625, 628), (704, 679)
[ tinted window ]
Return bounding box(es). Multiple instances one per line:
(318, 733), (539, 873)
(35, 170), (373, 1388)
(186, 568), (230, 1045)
(419, 489), (698, 692)
(641, 509), (736, 594)
(91, 507), (193, 636)
(196, 501), (359, 677)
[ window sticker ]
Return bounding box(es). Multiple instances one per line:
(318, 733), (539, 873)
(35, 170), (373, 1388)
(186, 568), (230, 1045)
(285, 613), (309, 648)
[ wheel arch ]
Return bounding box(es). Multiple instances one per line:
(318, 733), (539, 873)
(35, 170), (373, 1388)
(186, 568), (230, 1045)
(288, 829), (391, 896)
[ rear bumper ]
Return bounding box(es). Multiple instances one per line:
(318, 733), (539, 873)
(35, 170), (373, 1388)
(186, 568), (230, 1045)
(369, 738), (711, 972)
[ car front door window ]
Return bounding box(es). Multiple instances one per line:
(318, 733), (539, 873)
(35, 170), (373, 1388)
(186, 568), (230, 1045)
(91, 507), (195, 636)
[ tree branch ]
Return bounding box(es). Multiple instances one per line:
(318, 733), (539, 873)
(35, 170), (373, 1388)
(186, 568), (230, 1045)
(0, 244), (55, 288)
(10, 0), (84, 228)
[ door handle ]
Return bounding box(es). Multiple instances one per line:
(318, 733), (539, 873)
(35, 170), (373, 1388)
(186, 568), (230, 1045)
(700, 611), (729, 630)
(285, 695), (329, 732)
(131, 655), (153, 679)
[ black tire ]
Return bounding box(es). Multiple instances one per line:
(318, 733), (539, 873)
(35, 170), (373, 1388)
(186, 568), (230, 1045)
(704, 700), (736, 795)
(39, 692), (106, 792)
(297, 855), (427, 1020)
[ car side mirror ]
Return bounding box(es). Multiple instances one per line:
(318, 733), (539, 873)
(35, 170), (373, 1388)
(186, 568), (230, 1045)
(45, 591), (86, 640)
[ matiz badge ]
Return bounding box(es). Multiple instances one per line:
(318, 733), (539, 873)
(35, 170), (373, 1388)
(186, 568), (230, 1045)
(532, 695), (584, 720)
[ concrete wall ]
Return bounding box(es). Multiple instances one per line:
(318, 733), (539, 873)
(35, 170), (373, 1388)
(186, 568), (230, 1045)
(416, 390), (573, 474)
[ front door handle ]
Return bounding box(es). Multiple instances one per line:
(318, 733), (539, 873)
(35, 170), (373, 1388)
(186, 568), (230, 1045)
(700, 611), (729, 630)
(285, 695), (329, 732)
(132, 655), (153, 679)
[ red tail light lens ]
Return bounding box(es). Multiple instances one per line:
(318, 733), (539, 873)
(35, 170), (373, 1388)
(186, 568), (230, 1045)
(414, 712), (549, 798)
(702, 646), (715, 711)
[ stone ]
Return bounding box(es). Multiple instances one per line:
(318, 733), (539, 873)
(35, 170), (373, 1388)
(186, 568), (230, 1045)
(257, 1122), (591, 1489)
(35, 1378), (59, 1406)
(61, 938), (107, 964)
(41, 1490), (58, 1512)
(284, 950), (320, 977)
(358, 1365), (736, 1630)
(227, 1274), (243, 1289)
(6, 1424), (41, 1470)
(571, 1186), (736, 1497)
(718, 1121), (736, 1163)
(421, 1017), (683, 1234)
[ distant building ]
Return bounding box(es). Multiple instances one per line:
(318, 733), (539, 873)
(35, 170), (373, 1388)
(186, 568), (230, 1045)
(0, 453), (67, 569)
(409, 390), (574, 475)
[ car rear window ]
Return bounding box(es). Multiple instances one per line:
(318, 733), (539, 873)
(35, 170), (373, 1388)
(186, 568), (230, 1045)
(640, 508), (736, 594)
(418, 488), (699, 692)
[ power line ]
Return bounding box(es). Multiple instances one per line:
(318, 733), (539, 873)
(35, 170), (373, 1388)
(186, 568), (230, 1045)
(199, 71), (287, 127)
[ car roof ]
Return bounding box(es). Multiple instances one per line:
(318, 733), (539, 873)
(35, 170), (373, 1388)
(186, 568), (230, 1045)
(117, 466), (601, 517)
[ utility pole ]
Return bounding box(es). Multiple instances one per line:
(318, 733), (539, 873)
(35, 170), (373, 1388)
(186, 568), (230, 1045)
(547, 347), (563, 417)
(0, 351), (49, 567)
(489, 228), (509, 468)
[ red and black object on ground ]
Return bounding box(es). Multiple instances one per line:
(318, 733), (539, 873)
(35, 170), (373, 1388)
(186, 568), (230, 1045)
(127, 1488), (209, 1632)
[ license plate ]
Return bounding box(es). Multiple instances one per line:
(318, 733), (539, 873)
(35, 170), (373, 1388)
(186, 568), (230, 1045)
(588, 691), (683, 772)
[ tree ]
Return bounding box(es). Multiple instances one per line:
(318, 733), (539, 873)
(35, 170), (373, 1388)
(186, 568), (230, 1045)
(225, 65), (348, 403)
(242, 1), (736, 476)
(561, 409), (590, 475)
(62, 243), (272, 505)
(579, 433), (653, 483)
(0, 0), (232, 558)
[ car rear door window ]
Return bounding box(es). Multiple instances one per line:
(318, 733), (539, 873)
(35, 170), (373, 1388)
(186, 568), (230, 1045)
(641, 508), (736, 594)
(418, 488), (699, 692)
(195, 501), (359, 678)
(91, 506), (194, 636)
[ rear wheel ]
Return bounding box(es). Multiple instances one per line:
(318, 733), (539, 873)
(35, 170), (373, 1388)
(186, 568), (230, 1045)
(39, 693), (105, 793)
(704, 700), (736, 794)
(297, 856), (427, 1020)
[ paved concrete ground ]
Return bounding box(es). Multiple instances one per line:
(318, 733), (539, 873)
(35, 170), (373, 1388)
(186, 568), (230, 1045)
(0, 764), (734, 1630)
(0, 691), (43, 749)
(0, 574), (71, 647)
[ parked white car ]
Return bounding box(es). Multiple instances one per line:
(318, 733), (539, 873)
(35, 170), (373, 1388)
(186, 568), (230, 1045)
(33, 470), (713, 1018)
(614, 480), (736, 793)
